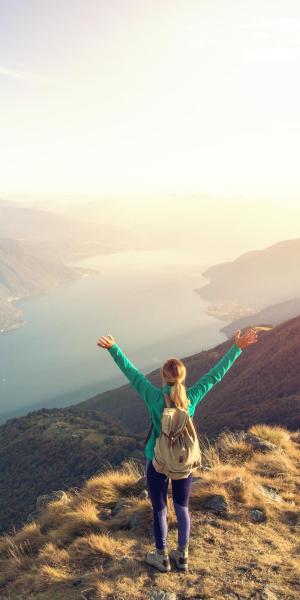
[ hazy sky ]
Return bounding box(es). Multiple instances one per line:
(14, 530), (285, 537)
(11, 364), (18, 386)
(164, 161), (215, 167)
(1, 0), (300, 201)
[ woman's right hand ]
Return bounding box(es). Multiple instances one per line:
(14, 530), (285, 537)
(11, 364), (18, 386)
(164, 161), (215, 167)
(234, 328), (258, 349)
(97, 334), (116, 349)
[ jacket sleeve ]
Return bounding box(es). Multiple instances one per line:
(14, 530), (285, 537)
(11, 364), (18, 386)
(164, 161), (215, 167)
(107, 343), (160, 408)
(187, 342), (243, 409)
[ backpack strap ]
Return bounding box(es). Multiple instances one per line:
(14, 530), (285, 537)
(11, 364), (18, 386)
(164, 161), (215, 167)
(163, 392), (190, 447)
(163, 392), (172, 408)
(144, 422), (153, 446)
(162, 412), (189, 448)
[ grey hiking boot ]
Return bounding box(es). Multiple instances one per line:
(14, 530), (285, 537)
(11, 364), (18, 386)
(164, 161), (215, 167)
(144, 547), (171, 573)
(169, 545), (189, 571)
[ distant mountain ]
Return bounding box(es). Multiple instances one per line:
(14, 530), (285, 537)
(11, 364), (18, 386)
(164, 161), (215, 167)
(195, 237), (300, 319)
(73, 314), (300, 439)
(220, 297), (300, 339)
(0, 237), (96, 331)
(0, 202), (138, 261)
(0, 237), (89, 297)
(0, 406), (144, 535)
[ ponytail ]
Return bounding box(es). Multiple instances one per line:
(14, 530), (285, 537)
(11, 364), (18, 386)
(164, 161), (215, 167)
(169, 379), (189, 411)
(161, 357), (189, 410)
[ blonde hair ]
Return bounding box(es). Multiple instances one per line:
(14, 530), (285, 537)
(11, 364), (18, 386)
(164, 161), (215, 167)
(161, 357), (189, 411)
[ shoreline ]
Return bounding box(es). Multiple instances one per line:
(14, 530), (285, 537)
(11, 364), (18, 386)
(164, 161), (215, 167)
(0, 249), (210, 335)
(0, 267), (98, 334)
(0, 321), (25, 334)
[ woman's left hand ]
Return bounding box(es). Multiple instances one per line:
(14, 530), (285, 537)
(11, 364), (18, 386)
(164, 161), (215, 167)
(234, 328), (258, 349)
(97, 334), (115, 349)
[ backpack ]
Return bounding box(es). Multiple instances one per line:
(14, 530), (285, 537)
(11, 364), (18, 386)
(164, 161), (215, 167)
(144, 392), (202, 479)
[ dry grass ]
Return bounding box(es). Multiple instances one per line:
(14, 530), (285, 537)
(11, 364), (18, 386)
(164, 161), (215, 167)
(82, 459), (143, 505)
(38, 542), (70, 566)
(38, 490), (73, 534)
(250, 423), (291, 447)
(12, 521), (46, 556)
(249, 423), (300, 459)
(199, 433), (223, 469)
(247, 449), (297, 478)
(39, 564), (73, 583)
(215, 431), (255, 465)
(0, 424), (299, 600)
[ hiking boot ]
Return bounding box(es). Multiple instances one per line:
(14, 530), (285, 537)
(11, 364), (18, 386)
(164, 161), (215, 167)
(169, 546), (189, 571)
(144, 547), (171, 572)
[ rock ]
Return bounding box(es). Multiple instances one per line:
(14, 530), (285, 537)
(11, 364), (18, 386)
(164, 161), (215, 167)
(111, 491), (148, 526)
(36, 490), (67, 512)
(236, 565), (249, 572)
(204, 535), (215, 544)
(249, 508), (267, 523)
(249, 560), (258, 567)
(99, 508), (112, 520)
(111, 497), (132, 516)
(242, 434), (278, 453)
(139, 489), (148, 500)
(202, 494), (228, 514)
(128, 513), (140, 529)
(149, 592), (177, 600)
(256, 484), (282, 502)
(271, 564), (280, 572)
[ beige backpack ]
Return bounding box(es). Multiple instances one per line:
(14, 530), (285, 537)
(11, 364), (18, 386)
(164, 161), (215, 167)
(146, 393), (202, 479)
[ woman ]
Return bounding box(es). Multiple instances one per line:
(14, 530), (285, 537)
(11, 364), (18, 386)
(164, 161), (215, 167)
(97, 328), (258, 573)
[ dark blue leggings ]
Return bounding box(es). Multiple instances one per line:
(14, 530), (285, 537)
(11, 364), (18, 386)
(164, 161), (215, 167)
(146, 458), (193, 550)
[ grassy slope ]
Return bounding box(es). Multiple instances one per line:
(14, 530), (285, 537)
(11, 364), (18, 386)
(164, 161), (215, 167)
(0, 424), (299, 600)
(0, 407), (145, 535)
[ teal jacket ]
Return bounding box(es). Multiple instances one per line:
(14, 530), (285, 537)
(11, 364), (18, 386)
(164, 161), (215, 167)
(107, 342), (243, 460)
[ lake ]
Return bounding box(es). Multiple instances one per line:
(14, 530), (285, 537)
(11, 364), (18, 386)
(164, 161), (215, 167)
(0, 249), (231, 423)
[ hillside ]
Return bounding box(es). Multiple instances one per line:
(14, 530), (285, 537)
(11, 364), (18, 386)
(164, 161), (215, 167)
(0, 237), (96, 331)
(0, 407), (144, 535)
(219, 298), (300, 339)
(0, 424), (299, 599)
(73, 314), (300, 439)
(195, 237), (300, 319)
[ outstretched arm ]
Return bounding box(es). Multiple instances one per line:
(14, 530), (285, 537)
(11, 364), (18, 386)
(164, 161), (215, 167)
(187, 328), (258, 409)
(97, 334), (160, 408)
